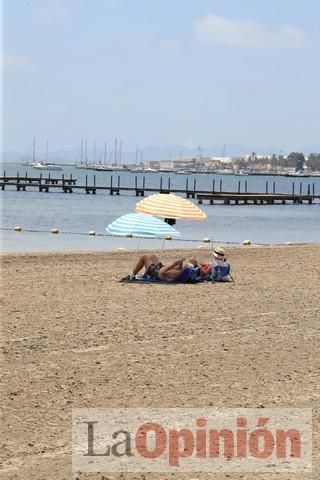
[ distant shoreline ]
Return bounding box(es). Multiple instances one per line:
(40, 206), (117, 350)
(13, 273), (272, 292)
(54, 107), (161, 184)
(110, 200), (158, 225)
(3, 162), (320, 177)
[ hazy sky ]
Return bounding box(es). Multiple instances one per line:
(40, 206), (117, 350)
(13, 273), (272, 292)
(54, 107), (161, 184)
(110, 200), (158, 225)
(2, 0), (320, 154)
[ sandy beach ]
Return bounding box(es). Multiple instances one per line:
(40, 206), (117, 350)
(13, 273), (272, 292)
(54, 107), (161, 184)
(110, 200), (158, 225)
(1, 244), (319, 480)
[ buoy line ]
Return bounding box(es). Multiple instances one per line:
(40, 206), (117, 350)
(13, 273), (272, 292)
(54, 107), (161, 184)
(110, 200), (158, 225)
(0, 226), (303, 247)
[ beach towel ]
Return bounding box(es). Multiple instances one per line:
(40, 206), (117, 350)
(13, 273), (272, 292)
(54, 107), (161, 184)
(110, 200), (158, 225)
(120, 267), (199, 284)
(120, 276), (187, 284)
(120, 268), (233, 284)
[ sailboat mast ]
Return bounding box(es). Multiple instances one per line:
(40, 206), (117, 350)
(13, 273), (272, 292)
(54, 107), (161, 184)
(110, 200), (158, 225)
(80, 139), (83, 164)
(104, 142), (107, 164)
(85, 139), (88, 165)
(135, 144), (139, 165)
(222, 143), (226, 161)
(93, 140), (96, 164)
(45, 139), (48, 163)
(114, 138), (117, 165)
(118, 141), (122, 165)
(32, 137), (36, 163)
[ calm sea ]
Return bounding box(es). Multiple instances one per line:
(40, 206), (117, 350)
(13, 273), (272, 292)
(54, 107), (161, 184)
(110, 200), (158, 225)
(1, 163), (319, 253)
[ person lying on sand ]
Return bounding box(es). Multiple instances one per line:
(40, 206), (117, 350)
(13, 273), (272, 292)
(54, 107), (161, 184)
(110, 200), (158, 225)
(125, 253), (199, 282)
(122, 248), (230, 283)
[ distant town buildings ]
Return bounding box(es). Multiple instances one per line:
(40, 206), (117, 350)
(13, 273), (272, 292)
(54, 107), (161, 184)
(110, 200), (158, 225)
(145, 155), (240, 171)
(144, 152), (320, 174)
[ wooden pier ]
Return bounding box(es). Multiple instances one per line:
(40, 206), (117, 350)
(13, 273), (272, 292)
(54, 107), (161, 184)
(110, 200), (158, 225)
(197, 193), (317, 205)
(0, 172), (319, 205)
(1, 173), (77, 193)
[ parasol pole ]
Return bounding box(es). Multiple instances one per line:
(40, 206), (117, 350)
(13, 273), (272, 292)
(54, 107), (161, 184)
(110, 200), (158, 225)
(211, 235), (215, 282)
(160, 238), (166, 263)
(132, 236), (142, 272)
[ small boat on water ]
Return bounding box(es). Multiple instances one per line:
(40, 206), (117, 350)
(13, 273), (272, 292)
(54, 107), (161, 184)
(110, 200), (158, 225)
(28, 139), (63, 171)
(235, 170), (249, 176)
(22, 161), (38, 166)
(285, 171), (310, 178)
(111, 165), (129, 171)
(33, 162), (62, 171)
(94, 164), (113, 171)
(22, 138), (39, 167)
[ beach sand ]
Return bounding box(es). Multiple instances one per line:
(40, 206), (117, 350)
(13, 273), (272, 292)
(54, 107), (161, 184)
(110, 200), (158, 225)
(1, 245), (319, 480)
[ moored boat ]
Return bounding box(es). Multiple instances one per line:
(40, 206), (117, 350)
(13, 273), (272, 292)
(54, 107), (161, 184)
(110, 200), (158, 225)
(33, 162), (62, 171)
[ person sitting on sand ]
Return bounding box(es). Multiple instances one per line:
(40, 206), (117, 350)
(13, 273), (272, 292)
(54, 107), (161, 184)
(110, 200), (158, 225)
(212, 247), (226, 265)
(126, 253), (199, 282)
(212, 247), (231, 281)
(196, 247), (229, 281)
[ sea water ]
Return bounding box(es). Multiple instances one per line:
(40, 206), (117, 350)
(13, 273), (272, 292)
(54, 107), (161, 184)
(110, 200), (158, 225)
(1, 163), (319, 253)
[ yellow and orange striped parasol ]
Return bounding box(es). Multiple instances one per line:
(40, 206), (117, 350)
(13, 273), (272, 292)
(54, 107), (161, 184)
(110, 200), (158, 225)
(135, 193), (207, 221)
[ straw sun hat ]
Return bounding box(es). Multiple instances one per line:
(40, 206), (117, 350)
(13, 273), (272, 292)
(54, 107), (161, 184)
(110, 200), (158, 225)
(213, 247), (226, 259)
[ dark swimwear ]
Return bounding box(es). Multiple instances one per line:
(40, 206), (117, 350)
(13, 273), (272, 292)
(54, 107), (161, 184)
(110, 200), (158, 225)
(146, 262), (164, 280)
(174, 267), (196, 283)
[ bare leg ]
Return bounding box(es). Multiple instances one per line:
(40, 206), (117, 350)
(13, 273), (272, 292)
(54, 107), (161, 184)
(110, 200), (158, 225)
(158, 258), (186, 281)
(132, 254), (160, 276)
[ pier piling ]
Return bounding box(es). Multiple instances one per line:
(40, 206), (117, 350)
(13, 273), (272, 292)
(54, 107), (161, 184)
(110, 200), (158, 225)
(1, 172), (319, 205)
